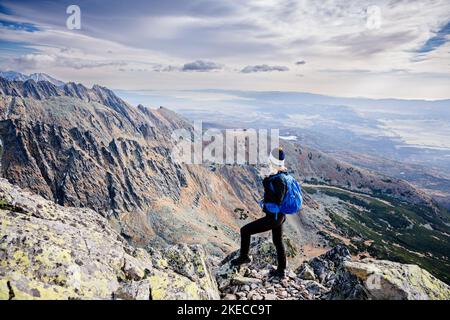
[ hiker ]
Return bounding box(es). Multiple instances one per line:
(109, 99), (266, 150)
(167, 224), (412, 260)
(231, 146), (302, 278)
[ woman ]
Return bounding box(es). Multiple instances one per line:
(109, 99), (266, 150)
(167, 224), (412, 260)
(231, 147), (288, 278)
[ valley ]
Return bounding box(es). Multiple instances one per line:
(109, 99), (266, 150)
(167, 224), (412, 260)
(302, 183), (450, 284)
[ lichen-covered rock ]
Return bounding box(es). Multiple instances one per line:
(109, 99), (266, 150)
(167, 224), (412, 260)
(217, 240), (449, 301)
(330, 259), (450, 300)
(0, 179), (219, 300)
(114, 280), (151, 300)
(148, 244), (219, 300)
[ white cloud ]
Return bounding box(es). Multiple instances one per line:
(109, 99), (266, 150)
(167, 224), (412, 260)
(241, 64), (289, 73)
(182, 60), (223, 72)
(0, 0), (449, 99)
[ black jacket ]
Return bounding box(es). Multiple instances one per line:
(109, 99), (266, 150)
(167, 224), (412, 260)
(262, 172), (287, 213)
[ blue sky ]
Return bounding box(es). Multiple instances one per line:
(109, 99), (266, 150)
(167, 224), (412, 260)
(0, 0), (449, 99)
(417, 21), (450, 53)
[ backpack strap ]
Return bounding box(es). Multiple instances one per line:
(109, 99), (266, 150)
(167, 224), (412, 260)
(267, 172), (286, 190)
(266, 172), (288, 220)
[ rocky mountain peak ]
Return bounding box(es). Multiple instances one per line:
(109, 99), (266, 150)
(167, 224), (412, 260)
(216, 239), (450, 300)
(0, 71), (64, 87)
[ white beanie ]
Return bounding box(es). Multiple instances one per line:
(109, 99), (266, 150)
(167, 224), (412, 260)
(269, 147), (286, 168)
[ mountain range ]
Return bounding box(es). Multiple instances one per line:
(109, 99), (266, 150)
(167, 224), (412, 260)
(0, 71), (65, 87)
(0, 74), (449, 297)
(141, 88), (450, 209)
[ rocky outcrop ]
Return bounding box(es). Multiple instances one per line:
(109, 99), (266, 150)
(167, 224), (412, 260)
(0, 71), (64, 87)
(330, 259), (450, 300)
(216, 238), (325, 300)
(297, 245), (351, 287)
(0, 178), (219, 300)
(216, 239), (450, 300)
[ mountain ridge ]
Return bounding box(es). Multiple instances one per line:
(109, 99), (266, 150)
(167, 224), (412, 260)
(0, 76), (449, 285)
(0, 71), (64, 87)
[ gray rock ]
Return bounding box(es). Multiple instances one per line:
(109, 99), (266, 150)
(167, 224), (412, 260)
(241, 285), (250, 292)
(114, 280), (151, 300)
(251, 293), (263, 300)
(298, 264), (316, 281)
(266, 287), (275, 294)
(329, 259), (450, 300)
(232, 275), (263, 286)
(303, 280), (329, 296)
(264, 293), (278, 300)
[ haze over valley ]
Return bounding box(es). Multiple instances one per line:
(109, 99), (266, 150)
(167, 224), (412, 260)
(118, 89), (450, 208)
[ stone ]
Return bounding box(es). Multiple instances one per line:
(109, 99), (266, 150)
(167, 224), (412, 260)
(266, 287), (275, 294)
(298, 264), (316, 281)
(122, 257), (146, 281)
(114, 280), (151, 300)
(232, 275), (263, 286)
(303, 280), (329, 296)
(330, 259), (450, 300)
(264, 293), (278, 300)
(251, 293), (263, 300)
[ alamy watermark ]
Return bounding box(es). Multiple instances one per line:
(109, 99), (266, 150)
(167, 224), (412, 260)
(171, 121), (280, 166)
(366, 5), (382, 30)
(66, 5), (81, 30)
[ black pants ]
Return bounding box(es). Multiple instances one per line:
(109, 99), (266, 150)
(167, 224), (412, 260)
(240, 213), (286, 270)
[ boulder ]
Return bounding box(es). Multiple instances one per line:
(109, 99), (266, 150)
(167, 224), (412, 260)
(305, 245), (351, 284)
(0, 179), (220, 300)
(264, 293), (278, 300)
(298, 264), (316, 281)
(149, 244), (220, 300)
(114, 280), (151, 300)
(330, 259), (450, 300)
(232, 275), (263, 286)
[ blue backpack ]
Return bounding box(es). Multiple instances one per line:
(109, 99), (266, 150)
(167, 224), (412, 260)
(262, 173), (303, 217)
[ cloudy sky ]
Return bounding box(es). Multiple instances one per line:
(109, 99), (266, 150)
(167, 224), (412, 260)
(0, 0), (449, 99)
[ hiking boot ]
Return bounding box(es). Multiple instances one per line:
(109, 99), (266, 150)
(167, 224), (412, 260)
(230, 255), (251, 267)
(269, 268), (286, 278)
